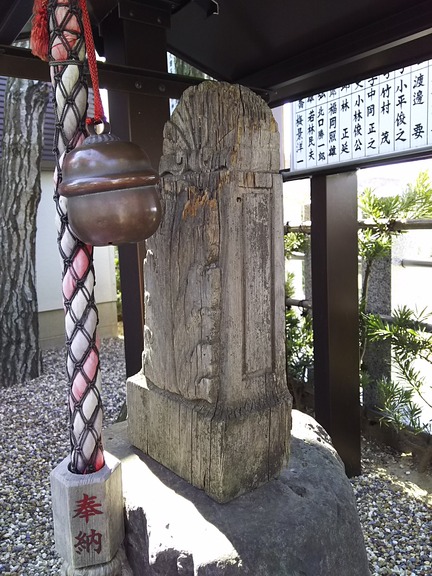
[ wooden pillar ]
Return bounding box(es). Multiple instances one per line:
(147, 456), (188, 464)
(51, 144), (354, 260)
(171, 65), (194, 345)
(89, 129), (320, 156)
(100, 2), (170, 376)
(310, 172), (361, 476)
(128, 82), (292, 502)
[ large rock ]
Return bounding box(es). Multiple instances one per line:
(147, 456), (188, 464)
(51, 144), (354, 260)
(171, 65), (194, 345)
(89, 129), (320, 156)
(105, 411), (370, 575)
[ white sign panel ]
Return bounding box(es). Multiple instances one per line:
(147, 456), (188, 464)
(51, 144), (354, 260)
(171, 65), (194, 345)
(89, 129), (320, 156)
(292, 61), (432, 171)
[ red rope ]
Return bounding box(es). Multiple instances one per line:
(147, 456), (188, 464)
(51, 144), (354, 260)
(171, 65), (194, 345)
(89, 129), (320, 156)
(78, 0), (105, 124)
(31, 0), (106, 124)
(30, 0), (49, 61)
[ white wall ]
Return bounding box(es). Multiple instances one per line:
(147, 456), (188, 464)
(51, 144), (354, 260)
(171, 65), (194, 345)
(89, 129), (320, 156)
(36, 170), (117, 312)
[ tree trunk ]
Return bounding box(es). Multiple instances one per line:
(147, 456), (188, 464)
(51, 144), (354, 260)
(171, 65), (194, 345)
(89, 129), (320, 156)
(0, 75), (49, 387)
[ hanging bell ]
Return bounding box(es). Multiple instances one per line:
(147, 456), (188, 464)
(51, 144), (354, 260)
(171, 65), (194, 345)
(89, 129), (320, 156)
(58, 122), (162, 246)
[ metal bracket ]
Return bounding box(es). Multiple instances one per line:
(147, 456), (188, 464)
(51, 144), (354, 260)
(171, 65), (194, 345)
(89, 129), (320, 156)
(118, 0), (171, 29)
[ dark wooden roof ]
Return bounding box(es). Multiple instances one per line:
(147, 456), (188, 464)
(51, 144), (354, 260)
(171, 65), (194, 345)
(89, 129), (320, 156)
(1, 0), (432, 106)
(165, 0), (432, 104)
(0, 0), (33, 45)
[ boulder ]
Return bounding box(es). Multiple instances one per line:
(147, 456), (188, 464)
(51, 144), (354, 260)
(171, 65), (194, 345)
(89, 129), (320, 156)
(104, 410), (370, 575)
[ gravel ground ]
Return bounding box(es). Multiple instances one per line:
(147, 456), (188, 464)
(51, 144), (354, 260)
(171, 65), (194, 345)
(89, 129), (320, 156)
(351, 443), (432, 575)
(0, 338), (126, 575)
(0, 337), (431, 575)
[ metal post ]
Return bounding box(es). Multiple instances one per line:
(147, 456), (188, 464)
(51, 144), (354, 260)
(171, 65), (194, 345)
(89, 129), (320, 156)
(100, 4), (170, 376)
(310, 172), (361, 476)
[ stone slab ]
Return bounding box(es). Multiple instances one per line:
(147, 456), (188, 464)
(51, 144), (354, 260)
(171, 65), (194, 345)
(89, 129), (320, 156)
(105, 411), (370, 576)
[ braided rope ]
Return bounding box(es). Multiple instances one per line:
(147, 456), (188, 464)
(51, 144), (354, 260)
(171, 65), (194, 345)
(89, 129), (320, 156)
(48, 0), (104, 474)
(78, 0), (105, 124)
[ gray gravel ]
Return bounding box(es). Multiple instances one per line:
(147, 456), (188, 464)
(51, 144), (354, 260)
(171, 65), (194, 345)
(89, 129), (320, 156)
(0, 337), (431, 575)
(351, 443), (432, 575)
(0, 338), (126, 575)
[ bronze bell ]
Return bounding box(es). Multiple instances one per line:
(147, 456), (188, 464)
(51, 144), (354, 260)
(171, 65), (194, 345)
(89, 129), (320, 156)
(58, 122), (162, 246)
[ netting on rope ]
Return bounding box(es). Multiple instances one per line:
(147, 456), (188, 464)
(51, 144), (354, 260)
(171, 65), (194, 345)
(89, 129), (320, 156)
(37, 0), (104, 473)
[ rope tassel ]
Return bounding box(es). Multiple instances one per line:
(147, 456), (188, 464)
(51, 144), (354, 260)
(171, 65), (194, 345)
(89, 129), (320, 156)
(30, 0), (49, 61)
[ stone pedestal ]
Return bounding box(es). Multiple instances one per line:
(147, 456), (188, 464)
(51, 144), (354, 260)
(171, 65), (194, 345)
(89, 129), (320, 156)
(51, 452), (124, 570)
(362, 255), (392, 409)
(128, 81), (292, 502)
(105, 412), (370, 576)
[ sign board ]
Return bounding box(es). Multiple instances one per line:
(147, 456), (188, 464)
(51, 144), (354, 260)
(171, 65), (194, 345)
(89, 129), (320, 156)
(291, 61), (432, 172)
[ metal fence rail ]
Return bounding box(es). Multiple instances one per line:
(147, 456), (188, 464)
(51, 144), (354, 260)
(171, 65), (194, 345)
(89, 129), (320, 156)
(285, 218), (432, 235)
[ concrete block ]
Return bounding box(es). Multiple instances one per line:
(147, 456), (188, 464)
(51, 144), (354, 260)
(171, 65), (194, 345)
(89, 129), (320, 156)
(51, 452), (124, 569)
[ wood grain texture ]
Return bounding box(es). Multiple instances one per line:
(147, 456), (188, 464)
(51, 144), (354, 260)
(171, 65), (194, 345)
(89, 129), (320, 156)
(129, 81), (292, 501)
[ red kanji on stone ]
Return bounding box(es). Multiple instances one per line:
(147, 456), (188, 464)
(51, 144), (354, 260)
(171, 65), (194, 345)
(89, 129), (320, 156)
(73, 493), (103, 524)
(74, 529), (103, 555)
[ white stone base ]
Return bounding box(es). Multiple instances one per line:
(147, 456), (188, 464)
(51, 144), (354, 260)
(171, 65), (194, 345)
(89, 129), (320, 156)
(51, 452), (124, 569)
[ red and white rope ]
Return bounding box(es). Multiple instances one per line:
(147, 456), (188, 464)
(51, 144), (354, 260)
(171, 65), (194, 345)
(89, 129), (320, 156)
(48, 0), (104, 473)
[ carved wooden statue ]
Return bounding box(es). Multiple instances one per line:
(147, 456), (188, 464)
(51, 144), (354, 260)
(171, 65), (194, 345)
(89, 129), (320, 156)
(127, 81), (292, 502)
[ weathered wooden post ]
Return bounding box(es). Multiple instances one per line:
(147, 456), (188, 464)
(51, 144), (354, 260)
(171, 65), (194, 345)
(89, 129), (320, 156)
(127, 81), (292, 502)
(113, 81), (369, 574)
